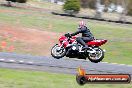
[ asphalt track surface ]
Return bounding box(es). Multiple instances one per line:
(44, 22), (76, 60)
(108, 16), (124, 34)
(0, 52), (132, 77)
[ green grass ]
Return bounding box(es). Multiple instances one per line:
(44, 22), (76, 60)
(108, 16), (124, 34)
(0, 68), (131, 88)
(0, 1), (132, 65)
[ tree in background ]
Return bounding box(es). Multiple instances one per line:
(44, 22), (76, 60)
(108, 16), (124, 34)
(128, 7), (132, 16)
(109, 0), (132, 20)
(127, 0), (132, 16)
(80, 0), (96, 9)
(81, 0), (131, 19)
(95, 0), (102, 18)
(6, 0), (27, 6)
(101, 0), (132, 16)
(63, 0), (81, 15)
(118, 0), (129, 21)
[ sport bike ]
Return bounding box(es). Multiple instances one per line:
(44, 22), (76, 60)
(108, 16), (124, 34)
(51, 33), (107, 63)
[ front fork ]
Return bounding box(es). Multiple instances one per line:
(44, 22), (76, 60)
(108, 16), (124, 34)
(58, 43), (64, 50)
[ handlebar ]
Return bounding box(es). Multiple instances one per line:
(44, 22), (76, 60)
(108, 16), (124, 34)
(64, 33), (72, 38)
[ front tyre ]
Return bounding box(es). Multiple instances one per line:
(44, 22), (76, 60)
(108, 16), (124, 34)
(51, 44), (66, 59)
(87, 47), (104, 63)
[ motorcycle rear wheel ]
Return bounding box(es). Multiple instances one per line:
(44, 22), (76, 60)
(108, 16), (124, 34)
(87, 47), (104, 63)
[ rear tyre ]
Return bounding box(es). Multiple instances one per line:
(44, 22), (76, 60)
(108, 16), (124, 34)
(87, 47), (104, 63)
(51, 44), (66, 59)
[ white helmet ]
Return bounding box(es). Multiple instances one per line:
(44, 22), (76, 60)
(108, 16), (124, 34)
(79, 21), (86, 28)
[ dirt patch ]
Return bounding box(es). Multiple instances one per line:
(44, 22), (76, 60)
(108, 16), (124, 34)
(0, 8), (28, 14)
(0, 24), (62, 55)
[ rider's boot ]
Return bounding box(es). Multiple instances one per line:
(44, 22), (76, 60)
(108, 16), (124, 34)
(82, 45), (89, 50)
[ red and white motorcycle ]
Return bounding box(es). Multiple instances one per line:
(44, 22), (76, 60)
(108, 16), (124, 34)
(51, 33), (107, 63)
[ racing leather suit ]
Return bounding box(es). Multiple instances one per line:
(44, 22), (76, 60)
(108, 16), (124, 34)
(71, 26), (94, 48)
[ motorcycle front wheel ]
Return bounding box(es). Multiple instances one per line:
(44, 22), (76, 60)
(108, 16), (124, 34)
(51, 44), (66, 59)
(87, 47), (104, 63)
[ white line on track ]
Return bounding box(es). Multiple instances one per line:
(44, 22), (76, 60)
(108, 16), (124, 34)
(27, 62), (33, 64)
(9, 59), (16, 62)
(101, 62), (108, 63)
(19, 60), (24, 63)
(0, 59), (5, 61)
(0, 58), (34, 64)
(0, 58), (132, 67)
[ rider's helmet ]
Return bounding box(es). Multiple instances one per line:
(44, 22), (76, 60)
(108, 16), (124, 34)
(79, 21), (86, 28)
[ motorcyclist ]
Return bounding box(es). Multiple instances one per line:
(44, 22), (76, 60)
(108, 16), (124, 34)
(70, 21), (94, 50)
